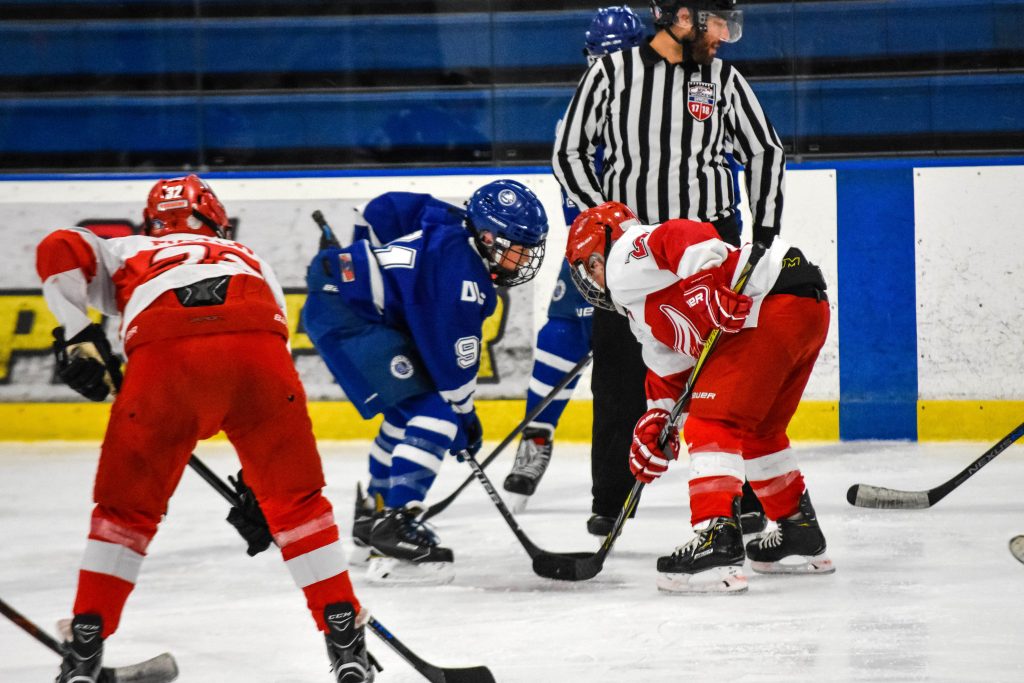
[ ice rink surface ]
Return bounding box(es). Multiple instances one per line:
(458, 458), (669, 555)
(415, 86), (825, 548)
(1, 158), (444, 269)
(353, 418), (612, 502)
(2, 440), (1022, 682)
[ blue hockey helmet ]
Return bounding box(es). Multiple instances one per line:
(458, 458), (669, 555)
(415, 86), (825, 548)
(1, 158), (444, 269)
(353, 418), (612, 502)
(585, 6), (646, 60)
(466, 179), (549, 287)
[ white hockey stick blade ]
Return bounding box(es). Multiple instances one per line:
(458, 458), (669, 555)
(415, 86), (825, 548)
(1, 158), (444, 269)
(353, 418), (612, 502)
(847, 484), (930, 509)
(1010, 536), (1024, 565)
(107, 653), (179, 683)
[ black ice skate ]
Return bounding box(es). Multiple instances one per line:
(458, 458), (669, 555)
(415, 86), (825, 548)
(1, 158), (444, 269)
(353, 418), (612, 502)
(367, 504), (454, 585)
(503, 426), (554, 512)
(740, 480), (767, 536)
(352, 483), (384, 552)
(746, 490), (835, 575)
(656, 500), (748, 593)
(324, 602), (378, 683)
(56, 613), (104, 683)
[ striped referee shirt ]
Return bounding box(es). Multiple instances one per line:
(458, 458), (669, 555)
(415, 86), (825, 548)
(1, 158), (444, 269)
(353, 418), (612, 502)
(553, 40), (785, 237)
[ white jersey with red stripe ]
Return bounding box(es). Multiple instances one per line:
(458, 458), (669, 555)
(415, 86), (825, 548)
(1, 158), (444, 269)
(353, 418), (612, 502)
(606, 218), (791, 408)
(36, 228), (287, 345)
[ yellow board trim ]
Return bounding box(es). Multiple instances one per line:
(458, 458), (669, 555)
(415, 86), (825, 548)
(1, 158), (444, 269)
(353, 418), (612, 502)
(0, 399), (840, 442)
(917, 401), (1024, 441)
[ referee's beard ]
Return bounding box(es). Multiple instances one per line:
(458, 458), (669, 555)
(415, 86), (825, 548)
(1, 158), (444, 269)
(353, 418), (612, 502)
(689, 32), (722, 65)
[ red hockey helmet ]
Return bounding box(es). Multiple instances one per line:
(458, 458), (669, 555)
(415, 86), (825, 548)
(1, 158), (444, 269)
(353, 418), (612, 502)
(142, 175), (229, 238)
(565, 201), (639, 310)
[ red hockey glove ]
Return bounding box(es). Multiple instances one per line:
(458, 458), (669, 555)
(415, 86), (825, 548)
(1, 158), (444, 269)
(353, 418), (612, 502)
(677, 268), (753, 351)
(711, 285), (752, 333)
(629, 408), (679, 484)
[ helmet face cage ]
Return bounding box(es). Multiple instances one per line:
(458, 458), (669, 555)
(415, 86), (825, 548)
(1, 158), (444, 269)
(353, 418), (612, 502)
(650, 1), (743, 43)
(490, 238), (546, 288)
(584, 5), (647, 64)
(143, 174), (229, 239)
(466, 179), (549, 288)
(568, 251), (615, 311)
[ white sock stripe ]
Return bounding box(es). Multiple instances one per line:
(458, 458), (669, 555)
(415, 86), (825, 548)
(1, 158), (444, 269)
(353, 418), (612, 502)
(689, 451), (745, 481)
(752, 471), (801, 498)
(745, 448), (798, 481)
(406, 415), (459, 440)
(273, 511), (337, 548)
(285, 540), (348, 589)
(391, 444), (444, 472)
(689, 476), (742, 497)
(369, 442), (393, 466)
(379, 420), (406, 440)
(527, 377), (576, 401)
(533, 348), (580, 372)
(90, 517), (150, 554)
(81, 539), (144, 584)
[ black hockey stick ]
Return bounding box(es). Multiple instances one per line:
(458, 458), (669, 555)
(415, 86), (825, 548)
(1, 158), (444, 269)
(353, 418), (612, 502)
(312, 208), (341, 247)
(189, 458), (496, 682)
(533, 241), (768, 581)
(0, 597), (178, 683)
(367, 618), (496, 683)
(462, 449), (602, 580)
(847, 419), (1024, 509)
(420, 350), (593, 522)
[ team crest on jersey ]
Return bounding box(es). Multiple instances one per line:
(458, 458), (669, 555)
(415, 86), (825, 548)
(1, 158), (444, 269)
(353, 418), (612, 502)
(687, 81), (717, 122)
(552, 279), (566, 302)
(338, 253), (355, 283)
(390, 355), (415, 379)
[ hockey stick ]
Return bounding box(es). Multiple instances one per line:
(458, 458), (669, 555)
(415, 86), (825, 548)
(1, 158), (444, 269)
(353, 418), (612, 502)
(367, 618), (496, 683)
(533, 241), (768, 581)
(461, 449), (603, 580)
(847, 419), (1024, 509)
(189, 456), (496, 682)
(420, 350), (593, 522)
(0, 597), (179, 683)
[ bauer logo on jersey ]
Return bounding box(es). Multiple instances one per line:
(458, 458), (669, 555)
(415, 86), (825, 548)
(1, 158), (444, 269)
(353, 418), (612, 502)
(338, 253), (355, 283)
(390, 355), (415, 379)
(687, 81), (717, 122)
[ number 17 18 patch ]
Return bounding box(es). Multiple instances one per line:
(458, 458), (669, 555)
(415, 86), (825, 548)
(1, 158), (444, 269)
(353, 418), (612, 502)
(687, 81), (717, 122)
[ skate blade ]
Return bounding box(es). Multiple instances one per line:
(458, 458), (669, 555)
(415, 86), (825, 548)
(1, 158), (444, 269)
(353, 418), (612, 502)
(751, 552), (835, 575)
(505, 491), (530, 514)
(656, 565), (748, 594)
(366, 556), (455, 585)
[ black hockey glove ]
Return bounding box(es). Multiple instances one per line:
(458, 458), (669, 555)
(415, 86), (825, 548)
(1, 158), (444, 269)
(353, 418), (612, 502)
(226, 470), (274, 557)
(52, 324), (124, 401)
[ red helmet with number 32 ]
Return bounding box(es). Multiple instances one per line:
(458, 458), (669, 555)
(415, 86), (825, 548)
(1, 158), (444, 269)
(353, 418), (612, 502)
(142, 174), (229, 239)
(565, 201), (640, 310)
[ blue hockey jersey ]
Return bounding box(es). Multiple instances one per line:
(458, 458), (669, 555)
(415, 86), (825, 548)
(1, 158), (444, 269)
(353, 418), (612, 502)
(306, 193), (497, 416)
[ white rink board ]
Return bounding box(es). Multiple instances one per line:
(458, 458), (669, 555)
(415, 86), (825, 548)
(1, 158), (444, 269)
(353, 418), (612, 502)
(914, 165), (1024, 399)
(0, 170), (840, 402)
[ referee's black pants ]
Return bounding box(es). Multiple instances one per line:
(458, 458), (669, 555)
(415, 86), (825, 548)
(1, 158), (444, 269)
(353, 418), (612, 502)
(590, 306), (647, 517)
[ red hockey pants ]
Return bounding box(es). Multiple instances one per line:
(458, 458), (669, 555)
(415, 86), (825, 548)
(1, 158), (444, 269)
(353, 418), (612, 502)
(73, 331), (358, 636)
(684, 294), (829, 525)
